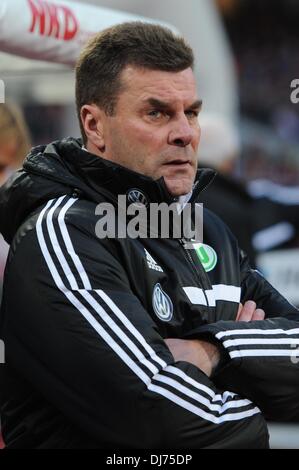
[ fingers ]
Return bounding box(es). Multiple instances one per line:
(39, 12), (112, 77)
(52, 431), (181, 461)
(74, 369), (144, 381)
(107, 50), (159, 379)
(236, 302), (243, 321)
(252, 308), (265, 321)
(236, 301), (266, 322)
(237, 300), (257, 322)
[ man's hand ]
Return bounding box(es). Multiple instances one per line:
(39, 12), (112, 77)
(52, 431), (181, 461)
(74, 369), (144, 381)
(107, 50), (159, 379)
(236, 300), (265, 322)
(164, 338), (220, 377)
(165, 301), (265, 377)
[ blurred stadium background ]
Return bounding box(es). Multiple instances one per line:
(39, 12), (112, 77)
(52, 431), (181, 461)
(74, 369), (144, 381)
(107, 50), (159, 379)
(0, 0), (299, 449)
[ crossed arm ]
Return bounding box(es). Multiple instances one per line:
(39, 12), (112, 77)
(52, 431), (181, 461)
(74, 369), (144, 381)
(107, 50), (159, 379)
(165, 301), (265, 377)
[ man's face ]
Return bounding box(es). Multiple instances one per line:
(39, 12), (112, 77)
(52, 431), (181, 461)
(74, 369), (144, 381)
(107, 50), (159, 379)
(90, 66), (201, 197)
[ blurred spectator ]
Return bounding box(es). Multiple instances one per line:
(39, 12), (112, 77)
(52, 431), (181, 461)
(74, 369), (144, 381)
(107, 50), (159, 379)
(198, 113), (257, 263)
(0, 103), (30, 185)
(0, 102), (31, 450)
(0, 103), (31, 297)
(198, 113), (240, 173)
(198, 113), (299, 266)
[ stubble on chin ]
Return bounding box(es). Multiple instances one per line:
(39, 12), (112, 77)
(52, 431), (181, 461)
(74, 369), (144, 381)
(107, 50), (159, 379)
(163, 178), (193, 197)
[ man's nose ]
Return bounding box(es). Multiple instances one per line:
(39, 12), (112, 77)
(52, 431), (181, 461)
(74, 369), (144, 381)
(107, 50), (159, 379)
(168, 115), (194, 147)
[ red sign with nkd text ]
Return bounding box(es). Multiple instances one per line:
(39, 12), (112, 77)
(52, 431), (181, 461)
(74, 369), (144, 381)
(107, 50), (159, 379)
(28, 0), (78, 41)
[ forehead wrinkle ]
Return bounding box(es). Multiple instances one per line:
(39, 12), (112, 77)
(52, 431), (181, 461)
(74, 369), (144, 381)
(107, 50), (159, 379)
(139, 94), (199, 112)
(119, 67), (198, 110)
(139, 80), (197, 105)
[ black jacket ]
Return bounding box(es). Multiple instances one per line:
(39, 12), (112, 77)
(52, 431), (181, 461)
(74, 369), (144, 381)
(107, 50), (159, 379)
(0, 137), (299, 449)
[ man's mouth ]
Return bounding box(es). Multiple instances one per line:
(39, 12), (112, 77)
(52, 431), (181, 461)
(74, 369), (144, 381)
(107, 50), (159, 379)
(164, 159), (192, 166)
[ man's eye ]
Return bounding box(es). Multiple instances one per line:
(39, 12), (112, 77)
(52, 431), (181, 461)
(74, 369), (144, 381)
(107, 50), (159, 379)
(148, 110), (163, 118)
(185, 110), (199, 118)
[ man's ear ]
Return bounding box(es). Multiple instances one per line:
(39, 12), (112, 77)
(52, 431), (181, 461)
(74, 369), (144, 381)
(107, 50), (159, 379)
(80, 104), (106, 152)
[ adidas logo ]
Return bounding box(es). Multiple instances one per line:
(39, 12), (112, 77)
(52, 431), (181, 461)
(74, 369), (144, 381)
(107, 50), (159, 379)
(144, 248), (163, 272)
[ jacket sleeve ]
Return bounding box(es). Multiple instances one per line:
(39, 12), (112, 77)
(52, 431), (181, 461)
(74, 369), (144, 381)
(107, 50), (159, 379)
(1, 197), (269, 449)
(185, 250), (299, 422)
(240, 249), (299, 321)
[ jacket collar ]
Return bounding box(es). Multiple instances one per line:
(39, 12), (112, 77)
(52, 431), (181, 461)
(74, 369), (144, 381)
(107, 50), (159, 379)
(60, 138), (216, 206)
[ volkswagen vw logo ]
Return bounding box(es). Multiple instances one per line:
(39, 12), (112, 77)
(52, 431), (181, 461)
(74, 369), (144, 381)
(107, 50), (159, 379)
(127, 189), (148, 206)
(152, 283), (173, 322)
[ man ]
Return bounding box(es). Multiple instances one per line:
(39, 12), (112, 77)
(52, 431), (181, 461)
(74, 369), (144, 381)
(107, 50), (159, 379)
(0, 22), (298, 449)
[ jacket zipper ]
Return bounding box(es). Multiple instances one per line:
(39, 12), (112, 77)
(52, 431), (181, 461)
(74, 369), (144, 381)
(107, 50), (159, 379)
(178, 238), (209, 306)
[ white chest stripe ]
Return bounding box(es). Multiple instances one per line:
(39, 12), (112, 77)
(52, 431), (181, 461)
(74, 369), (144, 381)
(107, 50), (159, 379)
(183, 285), (241, 307)
(35, 196), (260, 425)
